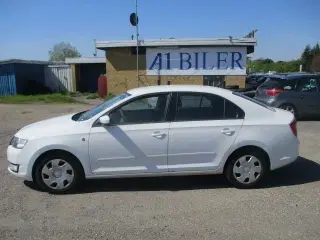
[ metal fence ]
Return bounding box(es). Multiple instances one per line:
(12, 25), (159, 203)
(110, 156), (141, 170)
(44, 65), (73, 92)
(0, 64), (17, 96)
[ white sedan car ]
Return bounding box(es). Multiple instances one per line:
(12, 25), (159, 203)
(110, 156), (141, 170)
(7, 85), (299, 193)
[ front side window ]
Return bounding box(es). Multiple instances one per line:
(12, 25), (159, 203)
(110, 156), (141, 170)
(109, 93), (169, 125)
(296, 77), (318, 92)
(175, 93), (225, 121)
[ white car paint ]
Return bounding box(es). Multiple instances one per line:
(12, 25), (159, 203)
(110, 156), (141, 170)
(7, 85), (299, 184)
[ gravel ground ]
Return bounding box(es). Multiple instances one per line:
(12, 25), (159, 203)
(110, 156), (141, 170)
(0, 103), (319, 240)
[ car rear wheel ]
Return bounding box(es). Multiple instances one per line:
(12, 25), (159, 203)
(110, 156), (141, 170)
(34, 153), (84, 194)
(225, 150), (268, 189)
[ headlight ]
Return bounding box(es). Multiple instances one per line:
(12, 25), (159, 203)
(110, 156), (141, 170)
(10, 136), (28, 149)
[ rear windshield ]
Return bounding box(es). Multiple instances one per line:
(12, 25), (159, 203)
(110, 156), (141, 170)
(232, 92), (276, 112)
(259, 77), (297, 90)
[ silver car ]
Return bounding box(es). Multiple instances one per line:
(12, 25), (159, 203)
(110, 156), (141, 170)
(254, 73), (320, 118)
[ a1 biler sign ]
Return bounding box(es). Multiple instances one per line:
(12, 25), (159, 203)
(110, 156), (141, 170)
(146, 47), (247, 75)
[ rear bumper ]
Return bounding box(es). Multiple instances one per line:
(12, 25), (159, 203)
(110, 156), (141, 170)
(270, 137), (300, 170)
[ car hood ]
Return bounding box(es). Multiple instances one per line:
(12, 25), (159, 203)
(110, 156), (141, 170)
(16, 113), (78, 139)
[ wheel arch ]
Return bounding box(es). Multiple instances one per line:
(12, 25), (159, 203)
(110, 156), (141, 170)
(223, 145), (271, 174)
(31, 149), (85, 181)
(278, 102), (298, 116)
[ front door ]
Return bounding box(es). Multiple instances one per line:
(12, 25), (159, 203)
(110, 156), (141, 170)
(89, 93), (170, 175)
(168, 92), (244, 172)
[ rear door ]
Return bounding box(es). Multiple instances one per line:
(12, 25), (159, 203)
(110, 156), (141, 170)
(167, 92), (244, 172)
(295, 77), (320, 116)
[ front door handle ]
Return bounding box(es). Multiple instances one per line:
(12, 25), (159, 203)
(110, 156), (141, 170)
(300, 95), (304, 99)
(152, 132), (166, 139)
(221, 128), (235, 136)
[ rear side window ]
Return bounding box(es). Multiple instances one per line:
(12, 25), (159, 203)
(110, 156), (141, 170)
(296, 77), (318, 92)
(225, 99), (245, 119)
(259, 77), (297, 90)
(176, 93), (224, 121)
(173, 92), (244, 121)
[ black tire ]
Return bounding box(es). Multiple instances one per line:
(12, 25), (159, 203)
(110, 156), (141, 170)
(225, 149), (269, 189)
(279, 104), (298, 118)
(34, 152), (84, 194)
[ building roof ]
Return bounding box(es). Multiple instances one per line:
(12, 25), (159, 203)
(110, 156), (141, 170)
(96, 37), (257, 52)
(65, 57), (106, 64)
(0, 59), (57, 65)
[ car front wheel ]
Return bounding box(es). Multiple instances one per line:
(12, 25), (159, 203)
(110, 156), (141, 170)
(34, 153), (84, 194)
(225, 150), (268, 189)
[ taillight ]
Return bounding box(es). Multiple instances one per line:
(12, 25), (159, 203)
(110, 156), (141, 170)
(266, 88), (284, 96)
(290, 119), (297, 137)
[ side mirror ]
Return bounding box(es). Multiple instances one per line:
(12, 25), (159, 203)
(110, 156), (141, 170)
(99, 115), (110, 125)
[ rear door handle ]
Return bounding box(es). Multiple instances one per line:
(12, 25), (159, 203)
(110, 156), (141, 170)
(152, 131), (166, 139)
(221, 128), (235, 136)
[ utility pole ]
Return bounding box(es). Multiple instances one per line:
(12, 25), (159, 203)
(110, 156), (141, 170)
(135, 0), (139, 86)
(130, 1), (140, 86)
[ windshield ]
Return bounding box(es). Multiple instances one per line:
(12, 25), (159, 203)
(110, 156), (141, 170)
(77, 92), (131, 121)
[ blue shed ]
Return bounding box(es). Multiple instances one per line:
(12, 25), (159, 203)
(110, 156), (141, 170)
(0, 59), (51, 96)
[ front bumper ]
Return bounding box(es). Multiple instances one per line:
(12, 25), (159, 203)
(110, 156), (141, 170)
(7, 146), (33, 181)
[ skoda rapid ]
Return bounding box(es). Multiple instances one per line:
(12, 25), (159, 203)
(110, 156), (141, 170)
(8, 85), (299, 193)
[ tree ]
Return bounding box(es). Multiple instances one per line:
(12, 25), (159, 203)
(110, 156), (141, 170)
(49, 42), (81, 61)
(312, 43), (320, 55)
(301, 44), (313, 71)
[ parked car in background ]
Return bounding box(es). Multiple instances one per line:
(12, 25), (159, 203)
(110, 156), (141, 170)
(254, 73), (320, 118)
(8, 85), (299, 193)
(245, 73), (270, 90)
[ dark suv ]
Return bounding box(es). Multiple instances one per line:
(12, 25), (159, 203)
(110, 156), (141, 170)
(254, 73), (320, 118)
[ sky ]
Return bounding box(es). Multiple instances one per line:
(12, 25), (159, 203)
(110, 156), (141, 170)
(0, 0), (319, 61)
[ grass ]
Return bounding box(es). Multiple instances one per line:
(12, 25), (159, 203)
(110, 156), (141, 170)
(0, 92), (117, 104)
(0, 93), (78, 104)
(86, 93), (100, 99)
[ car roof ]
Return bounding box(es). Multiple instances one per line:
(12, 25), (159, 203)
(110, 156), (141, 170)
(127, 85), (233, 96)
(268, 73), (320, 79)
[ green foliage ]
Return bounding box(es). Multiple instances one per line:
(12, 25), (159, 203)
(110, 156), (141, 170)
(0, 93), (78, 104)
(300, 43), (320, 72)
(49, 42), (81, 62)
(249, 42), (320, 73)
(105, 93), (116, 100)
(86, 93), (100, 99)
(249, 58), (301, 73)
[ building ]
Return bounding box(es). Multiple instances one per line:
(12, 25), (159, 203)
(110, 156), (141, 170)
(96, 37), (257, 94)
(311, 55), (320, 73)
(0, 59), (52, 96)
(65, 57), (106, 92)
